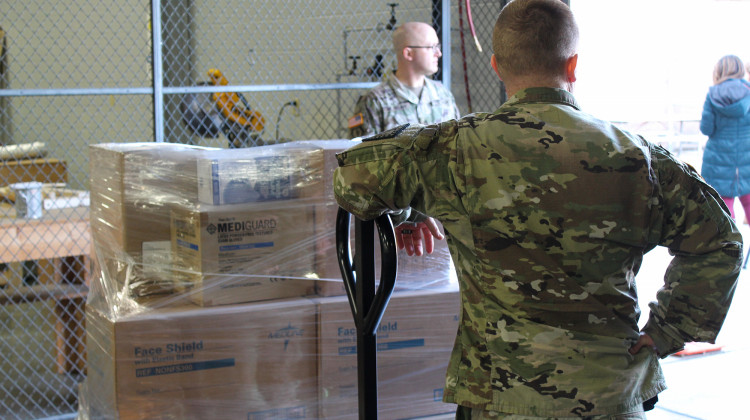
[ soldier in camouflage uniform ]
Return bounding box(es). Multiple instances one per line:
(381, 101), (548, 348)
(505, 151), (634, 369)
(348, 21), (460, 140)
(333, 0), (742, 419)
(349, 21), (459, 257)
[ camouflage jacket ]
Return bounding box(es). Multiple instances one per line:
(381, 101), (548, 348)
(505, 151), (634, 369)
(333, 88), (742, 416)
(348, 72), (460, 138)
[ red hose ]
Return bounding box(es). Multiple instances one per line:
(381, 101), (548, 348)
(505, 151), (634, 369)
(466, 0), (483, 53)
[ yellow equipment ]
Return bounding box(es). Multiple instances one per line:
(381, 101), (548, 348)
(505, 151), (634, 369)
(207, 68), (265, 134)
(181, 68), (266, 148)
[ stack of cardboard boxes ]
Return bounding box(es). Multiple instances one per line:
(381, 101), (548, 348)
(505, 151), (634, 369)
(80, 141), (459, 419)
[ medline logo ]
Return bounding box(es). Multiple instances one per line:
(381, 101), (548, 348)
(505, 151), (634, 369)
(269, 323), (304, 350)
(216, 219), (277, 233)
(206, 223), (217, 234)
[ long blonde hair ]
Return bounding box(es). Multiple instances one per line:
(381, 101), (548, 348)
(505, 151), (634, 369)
(713, 55), (745, 85)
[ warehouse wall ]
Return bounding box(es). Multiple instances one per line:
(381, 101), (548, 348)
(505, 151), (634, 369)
(0, 1), (153, 190)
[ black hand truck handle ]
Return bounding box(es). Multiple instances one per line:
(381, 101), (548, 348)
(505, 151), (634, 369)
(336, 207), (398, 420)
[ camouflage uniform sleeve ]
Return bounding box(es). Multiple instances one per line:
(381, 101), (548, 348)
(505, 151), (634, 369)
(348, 94), (379, 139)
(334, 123), (449, 221)
(642, 142), (742, 357)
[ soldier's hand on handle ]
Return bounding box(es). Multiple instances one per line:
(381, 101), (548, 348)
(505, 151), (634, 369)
(395, 217), (445, 256)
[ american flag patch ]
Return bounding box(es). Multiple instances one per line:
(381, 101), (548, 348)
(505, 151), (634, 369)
(348, 113), (364, 129)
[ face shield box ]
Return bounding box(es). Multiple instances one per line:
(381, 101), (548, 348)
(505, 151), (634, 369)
(196, 143), (322, 206)
(81, 297), (319, 420)
(171, 199), (317, 306)
(315, 287), (460, 419)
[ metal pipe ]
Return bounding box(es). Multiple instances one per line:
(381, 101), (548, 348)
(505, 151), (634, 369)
(0, 82), (381, 98)
(151, 0), (164, 142)
(166, 82), (379, 94)
(343, 26), (388, 36)
(0, 87), (153, 97)
(442, 0), (451, 88)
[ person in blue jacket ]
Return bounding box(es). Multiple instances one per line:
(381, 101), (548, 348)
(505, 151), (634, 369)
(700, 54), (750, 220)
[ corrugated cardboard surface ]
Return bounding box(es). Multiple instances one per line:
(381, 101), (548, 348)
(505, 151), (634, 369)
(82, 298), (319, 419)
(89, 143), (209, 298)
(196, 142), (322, 205)
(315, 287), (460, 419)
(83, 141), (461, 419)
(89, 143), (206, 255)
(171, 199), (317, 306)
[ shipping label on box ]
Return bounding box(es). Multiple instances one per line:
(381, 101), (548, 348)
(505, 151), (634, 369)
(171, 200), (317, 306)
(316, 288), (460, 419)
(81, 298), (319, 420)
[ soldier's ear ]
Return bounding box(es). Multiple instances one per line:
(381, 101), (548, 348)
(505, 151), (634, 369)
(565, 54), (578, 83)
(490, 55), (502, 81)
(402, 47), (414, 62)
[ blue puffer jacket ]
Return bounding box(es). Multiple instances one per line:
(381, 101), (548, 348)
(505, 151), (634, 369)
(700, 78), (750, 197)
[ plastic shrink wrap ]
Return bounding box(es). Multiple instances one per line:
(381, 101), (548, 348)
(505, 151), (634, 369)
(78, 140), (459, 419)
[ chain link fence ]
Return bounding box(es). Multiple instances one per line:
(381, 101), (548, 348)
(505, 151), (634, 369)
(0, 1), (508, 418)
(0, 0), (727, 418)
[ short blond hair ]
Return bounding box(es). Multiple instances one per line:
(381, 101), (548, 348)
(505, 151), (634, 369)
(713, 55), (745, 85)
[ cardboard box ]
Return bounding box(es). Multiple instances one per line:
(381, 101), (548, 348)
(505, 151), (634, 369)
(196, 142), (322, 205)
(89, 143), (213, 298)
(0, 157), (67, 184)
(171, 199), (317, 306)
(81, 298), (319, 419)
(295, 140), (357, 295)
(295, 139), (359, 200)
(316, 287), (460, 419)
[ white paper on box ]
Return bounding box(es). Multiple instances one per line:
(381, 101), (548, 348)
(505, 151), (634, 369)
(195, 143), (322, 206)
(141, 240), (172, 279)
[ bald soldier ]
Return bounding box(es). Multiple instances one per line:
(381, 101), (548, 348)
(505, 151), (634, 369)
(348, 21), (460, 256)
(334, 0), (741, 418)
(348, 21), (460, 139)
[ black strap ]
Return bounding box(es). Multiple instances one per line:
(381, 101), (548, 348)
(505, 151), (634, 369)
(643, 395), (659, 411)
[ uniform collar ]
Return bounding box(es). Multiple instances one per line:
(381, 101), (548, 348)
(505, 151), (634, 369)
(505, 87), (580, 110)
(386, 72), (432, 104)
